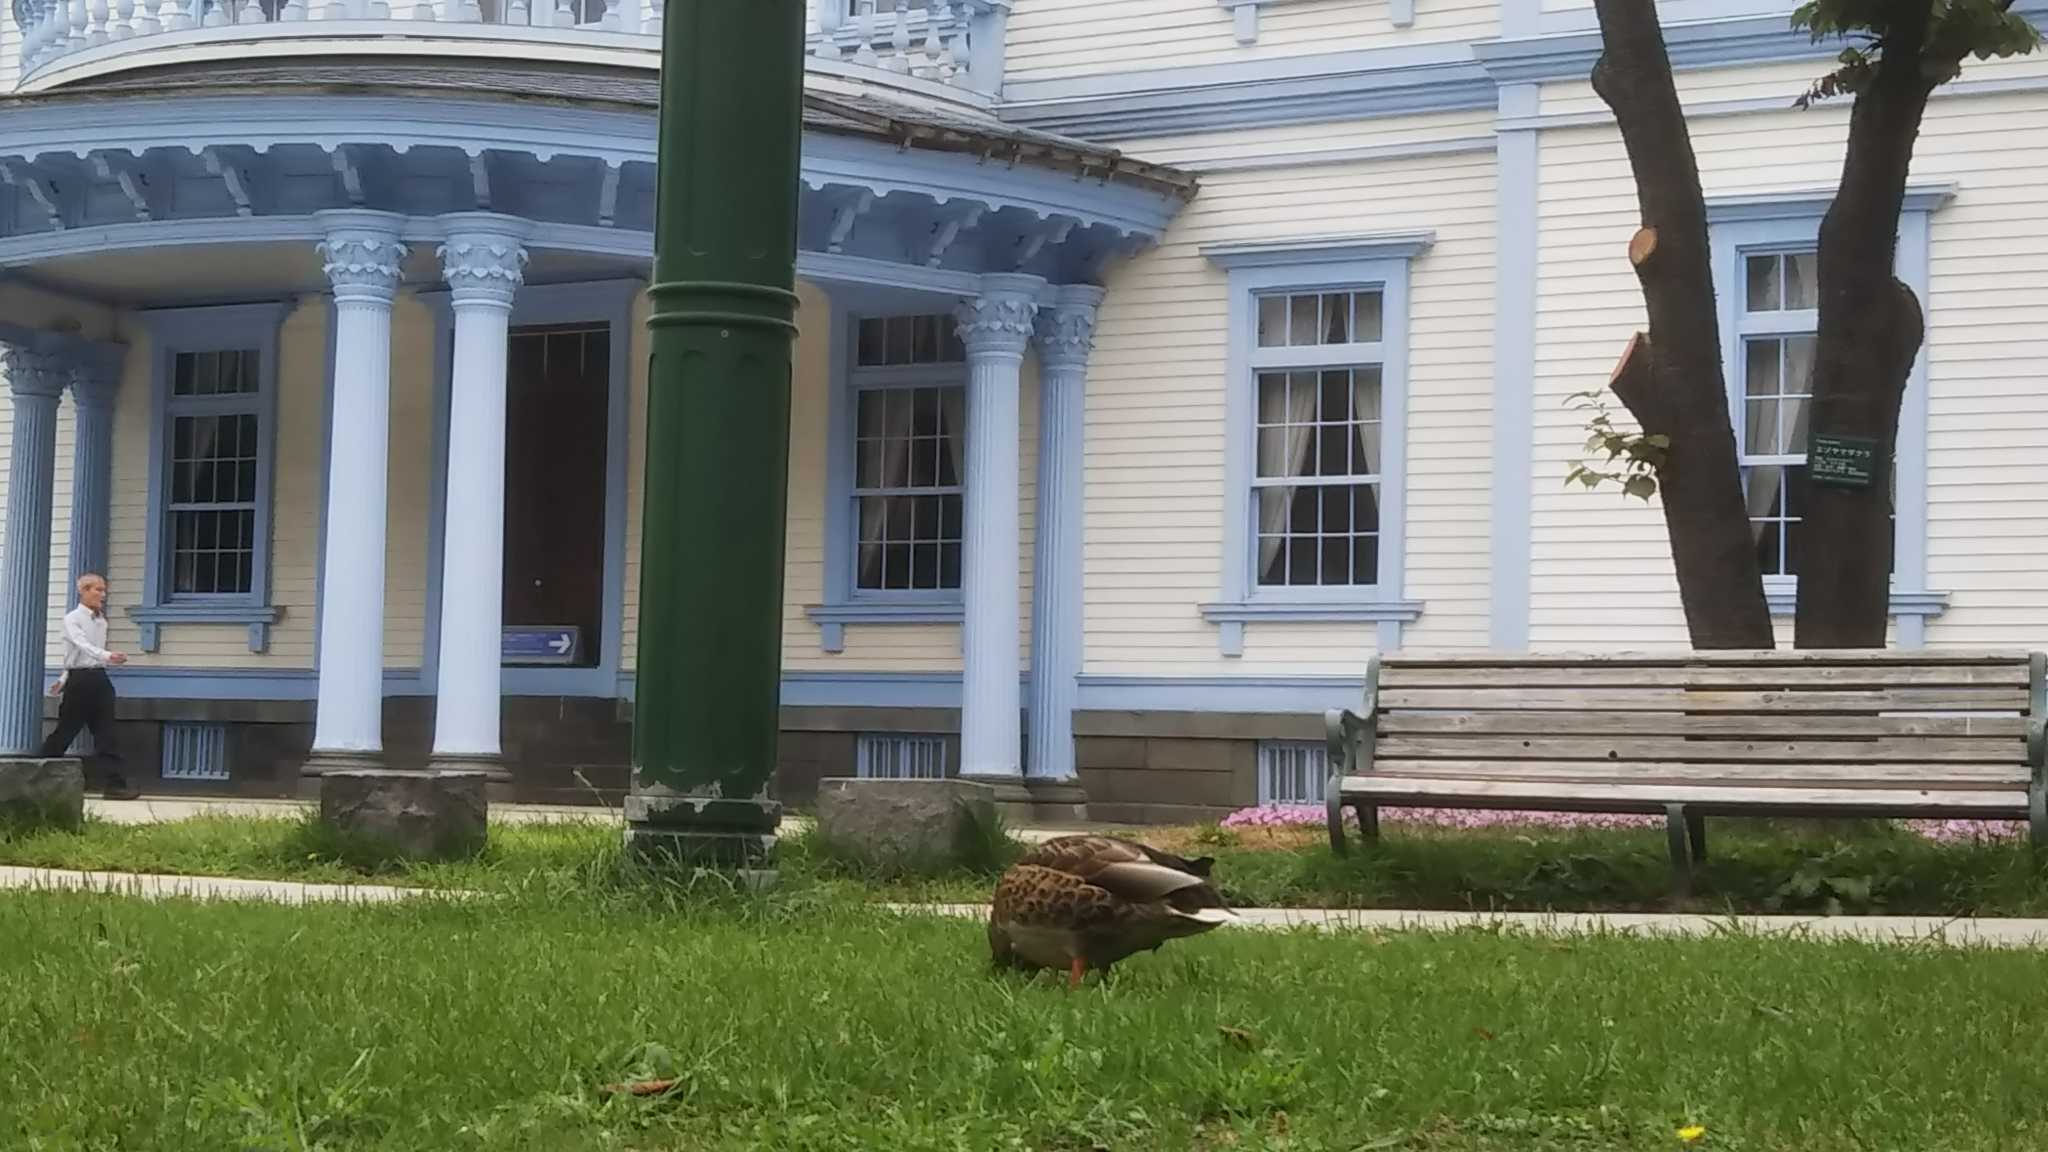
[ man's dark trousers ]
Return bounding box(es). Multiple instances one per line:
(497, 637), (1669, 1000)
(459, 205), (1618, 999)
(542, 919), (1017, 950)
(40, 667), (128, 791)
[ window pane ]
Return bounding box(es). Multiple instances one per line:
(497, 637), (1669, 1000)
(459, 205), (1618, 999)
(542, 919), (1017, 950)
(911, 315), (938, 363)
(1318, 370), (1350, 425)
(1288, 294), (1318, 346)
(886, 316), (914, 365)
(1783, 335), (1816, 396)
(1257, 426), (1291, 479)
(173, 353), (196, 397)
(1352, 291), (1384, 343)
(1745, 398), (1778, 456)
(939, 542), (961, 588)
(1784, 251), (1819, 311)
(1746, 254), (1780, 312)
(940, 495), (963, 540)
(1352, 532), (1379, 585)
(1319, 485), (1351, 534)
(857, 319), (886, 367)
(1320, 293), (1350, 344)
(1318, 536), (1350, 585)
(910, 543), (939, 590)
(1745, 339), (1780, 399)
(1352, 484), (1381, 535)
(1257, 295), (1285, 348)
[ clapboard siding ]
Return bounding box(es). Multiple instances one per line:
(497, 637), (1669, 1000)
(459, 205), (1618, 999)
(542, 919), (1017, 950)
(1084, 115), (1498, 675)
(1531, 56), (2048, 652)
(1005, 0), (1497, 85)
(100, 298), (373, 669)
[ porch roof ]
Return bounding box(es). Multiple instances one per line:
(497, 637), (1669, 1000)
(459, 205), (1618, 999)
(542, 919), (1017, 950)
(0, 59), (1199, 204)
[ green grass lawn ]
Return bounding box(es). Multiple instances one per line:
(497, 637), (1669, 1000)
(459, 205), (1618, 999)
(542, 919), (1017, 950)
(4, 885), (2047, 1150)
(7, 813), (2048, 918)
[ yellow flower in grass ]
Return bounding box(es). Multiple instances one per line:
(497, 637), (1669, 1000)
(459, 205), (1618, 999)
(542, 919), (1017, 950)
(1677, 1124), (1707, 1144)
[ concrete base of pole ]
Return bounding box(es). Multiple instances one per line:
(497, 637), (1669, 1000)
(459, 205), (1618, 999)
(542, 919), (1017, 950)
(623, 792), (782, 875)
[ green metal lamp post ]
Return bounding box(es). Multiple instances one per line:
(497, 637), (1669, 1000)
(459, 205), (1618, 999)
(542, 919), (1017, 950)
(626, 0), (806, 870)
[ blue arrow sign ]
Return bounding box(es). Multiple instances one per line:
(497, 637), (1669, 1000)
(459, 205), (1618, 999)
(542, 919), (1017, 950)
(503, 626), (581, 665)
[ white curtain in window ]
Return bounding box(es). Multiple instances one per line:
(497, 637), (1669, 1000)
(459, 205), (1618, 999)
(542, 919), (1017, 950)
(1352, 370), (1383, 535)
(1256, 375), (1320, 582)
(856, 393), (914, 588)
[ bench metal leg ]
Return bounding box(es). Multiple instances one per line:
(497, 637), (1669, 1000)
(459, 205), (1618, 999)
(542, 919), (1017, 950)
(1327, 790), (1348, 857)
(1352, 802), (1380, 844)
(1664, 805), (1693, 904)
(1685, 811), (1707, 863)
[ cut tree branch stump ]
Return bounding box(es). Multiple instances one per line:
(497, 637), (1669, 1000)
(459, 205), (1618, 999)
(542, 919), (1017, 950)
(1629, 227), (1659, 268)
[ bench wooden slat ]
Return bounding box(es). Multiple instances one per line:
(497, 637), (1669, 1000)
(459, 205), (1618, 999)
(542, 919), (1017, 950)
(1375, 735), (2026, 765)
(1338, 775), (2028, 816)
(1383, 650), (2029, 668)
(1384, 664), (2030, 689)
(1378, 687), (2030, 713)
(1370, 759), (2028, 786)
(1376, 712), (2031, 739)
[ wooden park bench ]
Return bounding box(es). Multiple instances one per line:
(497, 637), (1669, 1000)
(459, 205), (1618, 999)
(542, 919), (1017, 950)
(1324, 650), (2048, 894)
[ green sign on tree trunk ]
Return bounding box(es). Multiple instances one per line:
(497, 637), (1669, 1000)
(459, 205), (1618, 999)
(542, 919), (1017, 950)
(1808, 433), (1877, 489)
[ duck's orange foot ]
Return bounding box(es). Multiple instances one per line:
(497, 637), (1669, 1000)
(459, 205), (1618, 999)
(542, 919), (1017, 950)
(1068, 955), (1085, 990)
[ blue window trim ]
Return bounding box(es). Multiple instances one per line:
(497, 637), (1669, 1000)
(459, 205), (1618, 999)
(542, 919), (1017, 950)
(809, 293), (970, 654)
(1705, 184), (1955, 645)
(418, 277), (641, 698)
(1198, 232), (1432, 657)
(131, 300), (291, 654)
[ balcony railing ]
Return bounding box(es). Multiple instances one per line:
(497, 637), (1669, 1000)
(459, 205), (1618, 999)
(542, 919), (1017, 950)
(13, 0), (1003, 95)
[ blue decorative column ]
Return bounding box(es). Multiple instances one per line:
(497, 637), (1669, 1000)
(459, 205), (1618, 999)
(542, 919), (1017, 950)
(1025, 286), (1101, 814)
(954, 274), (1041, 802)
(66, 352), (121, 591)
(307, 210), (408, 770)
(429, 213), (529, 779)
(0, 346), (70, 755)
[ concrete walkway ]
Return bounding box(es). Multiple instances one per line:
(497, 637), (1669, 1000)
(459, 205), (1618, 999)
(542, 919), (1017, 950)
(80, 796), (1086, 842)
(0, 865), (456, 904)
(890, 903), (2048, 949)
(6, 863), (2048, 948)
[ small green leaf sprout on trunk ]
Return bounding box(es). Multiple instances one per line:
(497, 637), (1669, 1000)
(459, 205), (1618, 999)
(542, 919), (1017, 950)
(1565, 388), (1670, 503)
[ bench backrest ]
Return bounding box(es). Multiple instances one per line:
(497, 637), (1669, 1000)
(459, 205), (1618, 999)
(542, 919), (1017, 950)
(1366, 650), (2047, 791)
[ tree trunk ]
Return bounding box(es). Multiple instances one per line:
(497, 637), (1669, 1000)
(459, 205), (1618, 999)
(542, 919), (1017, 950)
(1793, 9), (1938, 649)
(1590, 0), (1774, 649)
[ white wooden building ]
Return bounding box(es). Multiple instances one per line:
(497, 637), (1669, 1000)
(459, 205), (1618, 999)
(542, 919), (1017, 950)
(1, 0), (2044, 821)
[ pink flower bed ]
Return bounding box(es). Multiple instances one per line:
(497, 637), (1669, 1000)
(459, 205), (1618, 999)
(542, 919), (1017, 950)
(1219, 804), (2029, 843)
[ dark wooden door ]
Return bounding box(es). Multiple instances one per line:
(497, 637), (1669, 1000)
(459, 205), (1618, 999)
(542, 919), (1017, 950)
(502, 324), (609, 668)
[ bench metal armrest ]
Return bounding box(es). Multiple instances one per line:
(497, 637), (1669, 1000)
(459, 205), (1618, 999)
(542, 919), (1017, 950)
(1325, 655), (1380, 854)
(2028, 652), (2046, 848)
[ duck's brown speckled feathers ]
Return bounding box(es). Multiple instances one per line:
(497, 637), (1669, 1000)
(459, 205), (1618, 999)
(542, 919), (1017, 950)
(988, 834), (1234, 983)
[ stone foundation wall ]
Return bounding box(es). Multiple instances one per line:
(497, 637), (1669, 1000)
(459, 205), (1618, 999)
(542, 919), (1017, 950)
(50, 696), (1324, 823)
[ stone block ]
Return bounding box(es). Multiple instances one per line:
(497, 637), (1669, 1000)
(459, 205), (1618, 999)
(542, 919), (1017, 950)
(317, 769), (488, 860)
(813, 777), (997, 866)
(1075, 735), (1147, 770)
(1144, 737), (1254, 776)
(0, 758), (85, 831)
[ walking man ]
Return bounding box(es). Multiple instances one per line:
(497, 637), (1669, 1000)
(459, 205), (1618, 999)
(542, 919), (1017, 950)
(42, 572), (138, 800)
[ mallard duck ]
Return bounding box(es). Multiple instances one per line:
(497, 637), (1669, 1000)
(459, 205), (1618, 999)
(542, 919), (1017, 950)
(989, 835), (1235, 988)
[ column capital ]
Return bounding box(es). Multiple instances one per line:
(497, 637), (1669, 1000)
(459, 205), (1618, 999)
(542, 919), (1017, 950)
(315, 209), (410, 306)
(436, 212), (532, 310)
(68, 344), (125, 412)
(955, 273), (1044, 360)
(2, 344), (71, 400)
(1033, 284), (1106, 370)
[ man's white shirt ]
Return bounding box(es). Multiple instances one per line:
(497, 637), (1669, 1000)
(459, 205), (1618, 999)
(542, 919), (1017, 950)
(60, 604), (114, 670)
